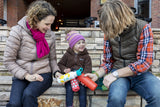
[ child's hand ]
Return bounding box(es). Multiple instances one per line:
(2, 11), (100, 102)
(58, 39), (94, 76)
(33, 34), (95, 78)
(84, 73), (98, 82)
(55, 72), (65, 85)
(64, 68), (71, 73)
(55, 72), (63, 78)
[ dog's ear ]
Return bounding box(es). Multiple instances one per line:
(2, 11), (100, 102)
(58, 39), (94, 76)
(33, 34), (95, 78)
(38, 97), (63, 107)
(53, 99), (63, 106)
(42, 99), (49, 107)
(38, 98), (43, 107)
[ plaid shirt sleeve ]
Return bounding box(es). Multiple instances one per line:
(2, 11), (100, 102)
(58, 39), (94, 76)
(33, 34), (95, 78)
(100, 39), (114, 74)
(128, 24), (153, 75)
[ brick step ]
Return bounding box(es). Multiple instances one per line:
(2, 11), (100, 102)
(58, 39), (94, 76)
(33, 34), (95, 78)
(0, 65), (9, 76)
(0, 76), (138, 95)
(0, 54), (4, 57)
(0, 56), (4, 61)
(0, 76), (61, 85)
(0, 65), (7, 70)
(0, 45), (5, 52)
(0, 42), (6, 45)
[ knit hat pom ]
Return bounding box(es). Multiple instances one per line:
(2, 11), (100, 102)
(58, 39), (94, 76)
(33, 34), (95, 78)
(65, 31), (85, 48)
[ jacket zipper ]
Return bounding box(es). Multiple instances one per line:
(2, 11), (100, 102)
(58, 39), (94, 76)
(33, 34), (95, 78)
(30, 59), (36, 74)
(118, 36), (121, 57)
(30, 62), (33, 74)
(118, 36), (126, 67)
(74, 54), (83, 73)
(75, 54), (77, 62)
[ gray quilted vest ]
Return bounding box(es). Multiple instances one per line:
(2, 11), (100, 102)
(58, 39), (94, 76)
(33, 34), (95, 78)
(109, 19), (148, 69)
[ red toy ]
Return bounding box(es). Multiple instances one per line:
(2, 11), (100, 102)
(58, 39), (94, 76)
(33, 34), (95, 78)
(77, 73), (98, 91)
(70, 78), (80, 92)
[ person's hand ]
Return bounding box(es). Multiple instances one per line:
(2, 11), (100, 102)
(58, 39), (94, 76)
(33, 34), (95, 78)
(103, 73), (117, 88)
(55, 72), (65, 85)
(55, 72), (63, 78)
(84, 73), (98, 81)
(25, 73), (43, 82)
(64, 68), (71, 73)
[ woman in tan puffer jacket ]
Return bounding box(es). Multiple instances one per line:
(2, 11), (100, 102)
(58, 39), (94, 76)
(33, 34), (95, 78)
(3, 1), (62, 107)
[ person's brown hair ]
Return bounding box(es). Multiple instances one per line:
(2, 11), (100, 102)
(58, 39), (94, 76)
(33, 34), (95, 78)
(98, 0), (136, 39)
(26, 0), (57, 28)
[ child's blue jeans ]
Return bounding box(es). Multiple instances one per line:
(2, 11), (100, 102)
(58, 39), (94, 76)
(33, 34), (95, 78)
(6, 72), (52, 107)
(65, 80), (87, 107)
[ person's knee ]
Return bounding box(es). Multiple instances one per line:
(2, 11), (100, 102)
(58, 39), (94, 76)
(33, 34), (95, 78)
(65, 83), (72, 91)
(108, 95), (126, 105)
(154, 96), (160, 103)
(146, 95), (160, 104)
(23, 89), (34, 98)
(7, 102), (22, 107)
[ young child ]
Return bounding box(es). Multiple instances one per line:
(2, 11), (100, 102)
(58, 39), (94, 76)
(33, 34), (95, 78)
(58, 30), (92, 107)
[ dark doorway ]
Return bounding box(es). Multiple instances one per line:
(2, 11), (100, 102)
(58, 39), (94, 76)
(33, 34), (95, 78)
(52, 0), (90, 30)
(138, 0), (149, 18)
(137, 0), (151, 23)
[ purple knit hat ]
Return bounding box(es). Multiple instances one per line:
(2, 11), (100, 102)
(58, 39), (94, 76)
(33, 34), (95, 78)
(66, 31), (85, 48)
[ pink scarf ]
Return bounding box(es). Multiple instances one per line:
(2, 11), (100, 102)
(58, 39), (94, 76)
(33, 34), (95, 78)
(26, 22), (50, 58)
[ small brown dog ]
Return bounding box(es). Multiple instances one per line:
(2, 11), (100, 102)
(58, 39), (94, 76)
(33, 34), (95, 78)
(38, 98), (63, 107)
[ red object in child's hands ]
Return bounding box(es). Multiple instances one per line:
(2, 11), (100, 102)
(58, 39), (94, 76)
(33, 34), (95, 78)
(77, 73), (98, 91)
(70, 78), (80, 92)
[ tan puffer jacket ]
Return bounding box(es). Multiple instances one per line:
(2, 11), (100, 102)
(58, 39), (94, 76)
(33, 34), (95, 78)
(3, 16), (60, 80)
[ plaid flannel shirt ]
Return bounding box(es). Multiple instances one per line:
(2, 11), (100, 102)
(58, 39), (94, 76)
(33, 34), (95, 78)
(101, 24), (153, 75)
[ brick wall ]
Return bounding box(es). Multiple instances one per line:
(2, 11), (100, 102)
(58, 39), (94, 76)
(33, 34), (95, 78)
(0, 0), (3, 19)
(151, 0), (160, 28)
(122, 0), (134, 7)
(17, 0), (27, 21)
(7, 0), (27, 27)
(90, 0), (135, 23)
(7, 0), (18, 27)
(90, 0), (101, 20)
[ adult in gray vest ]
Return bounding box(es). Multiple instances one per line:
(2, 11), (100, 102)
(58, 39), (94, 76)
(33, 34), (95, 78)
(85, 0), (160, 107)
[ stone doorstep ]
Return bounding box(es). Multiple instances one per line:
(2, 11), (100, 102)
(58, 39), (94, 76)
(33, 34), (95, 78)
(0, 93), (143, 107)
(0, 76), (143, 107)
(0, 76), (139, 96)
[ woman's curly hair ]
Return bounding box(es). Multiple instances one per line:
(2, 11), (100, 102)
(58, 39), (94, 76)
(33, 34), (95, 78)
(26, 0), (57, 28)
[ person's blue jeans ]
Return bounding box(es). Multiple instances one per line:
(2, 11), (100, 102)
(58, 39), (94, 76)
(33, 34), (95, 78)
(6, 72), (53, 107)
(107, 70), (160, 107)
(65, 80), (87, 107)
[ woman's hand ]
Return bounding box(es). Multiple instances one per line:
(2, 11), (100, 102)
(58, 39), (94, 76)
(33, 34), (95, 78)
(103, 73), (117, 88)
(84, 73), (98, 81)
(25, 73), (44, 82)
